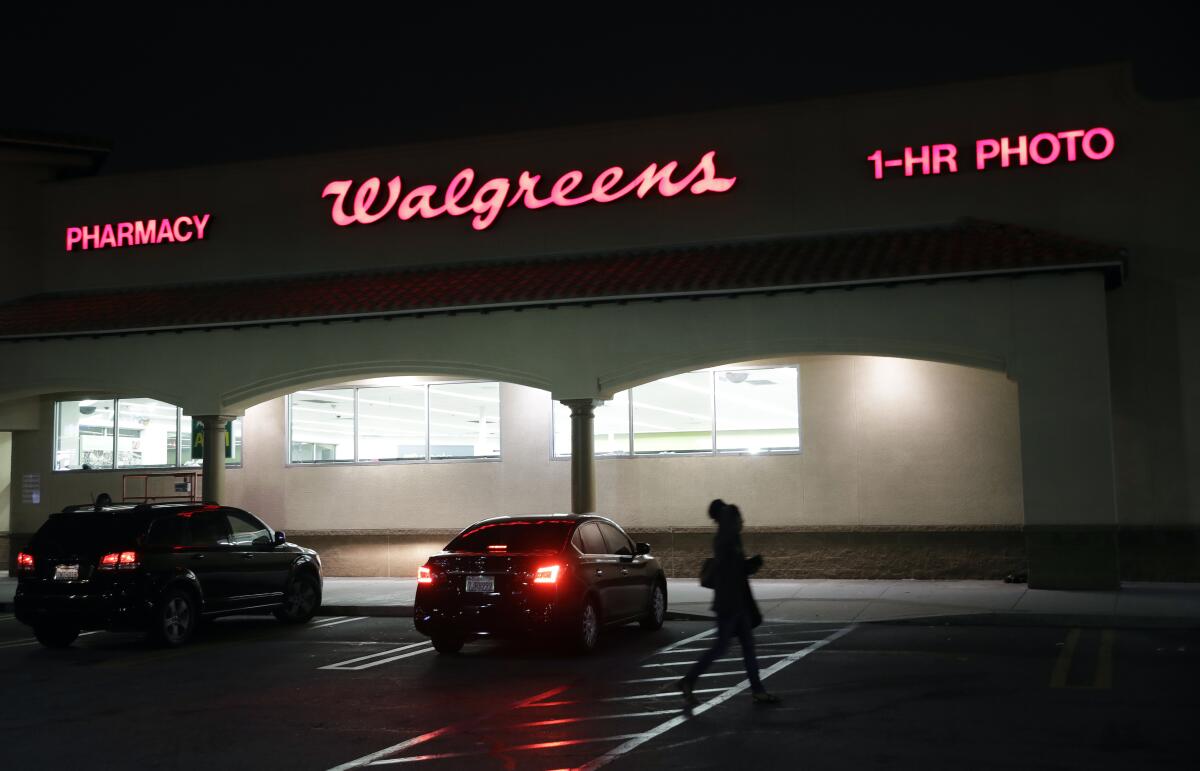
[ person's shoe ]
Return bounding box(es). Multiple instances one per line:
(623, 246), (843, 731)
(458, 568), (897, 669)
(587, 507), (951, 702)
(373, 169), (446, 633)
(751, 690), (781, 704)
(677, 678), (699, 706)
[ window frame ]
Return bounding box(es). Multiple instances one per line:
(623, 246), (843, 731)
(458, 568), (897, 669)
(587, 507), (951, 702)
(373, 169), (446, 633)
(52, 399), (244, 474)
(550, 364), (802, 460)
(286, 379), (503, 467)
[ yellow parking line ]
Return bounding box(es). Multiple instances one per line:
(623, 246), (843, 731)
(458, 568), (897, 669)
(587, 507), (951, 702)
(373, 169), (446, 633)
(1050, 628), (1080, 688)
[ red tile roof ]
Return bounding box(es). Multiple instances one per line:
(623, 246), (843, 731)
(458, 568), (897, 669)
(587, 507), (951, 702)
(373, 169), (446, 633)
(0, 219), (1124, 340)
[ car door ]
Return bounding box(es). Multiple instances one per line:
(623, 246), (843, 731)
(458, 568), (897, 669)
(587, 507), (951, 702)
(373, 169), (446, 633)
(597, 521), (650, 620)
(573, 522), (622, 620)
(223, 508), (288, 606)
(185, 509), (238, 611)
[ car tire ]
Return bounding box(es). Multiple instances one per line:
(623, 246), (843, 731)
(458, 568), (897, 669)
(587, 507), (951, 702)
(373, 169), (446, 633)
(33, 622), (80, 649)
(640, 581), (667, 631)
(432, 636), (464, 654)
(151, 587), (198, 647)
(274, 572), (320, 624)
(573, 596), (601, 654)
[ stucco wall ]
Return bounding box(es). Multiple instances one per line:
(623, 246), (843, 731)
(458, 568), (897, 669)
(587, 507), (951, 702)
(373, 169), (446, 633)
(8, 356), (1023, 536)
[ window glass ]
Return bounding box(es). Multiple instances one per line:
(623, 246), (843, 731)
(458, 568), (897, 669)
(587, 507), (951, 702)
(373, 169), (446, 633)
(189, 511), (232, 547)
(289, 389), (355, 463)
(225, 509), (271, 546)
(577, 522), (607, 555)
(597, 522), (634, 556)
(55, 399), (117, 470)
(553, 391), (631, 457)
(429, 382), (500, 459)
(571, 528), (585, 553)
(715, 367), (800, 453)
(146, 516), (192, 548)
(446, 520), (573, 554)
(632, 372), (713, 454)
(357, 385), (427, 461)
(116, 398), (179, 468)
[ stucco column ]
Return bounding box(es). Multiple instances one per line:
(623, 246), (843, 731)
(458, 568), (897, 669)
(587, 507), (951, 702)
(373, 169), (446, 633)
(199, 415), (232, 504)
(1011, 274), (1120, 589)
(561, 399), (601, 514)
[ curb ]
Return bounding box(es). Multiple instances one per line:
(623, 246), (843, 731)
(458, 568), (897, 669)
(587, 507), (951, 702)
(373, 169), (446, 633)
(320, 604), (413, 618)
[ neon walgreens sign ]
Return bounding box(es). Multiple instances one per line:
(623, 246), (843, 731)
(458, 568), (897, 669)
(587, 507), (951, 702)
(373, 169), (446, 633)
(65, 214), (211, 252)
(322, 150), (736, 232)
(867, 126), (1115, 180)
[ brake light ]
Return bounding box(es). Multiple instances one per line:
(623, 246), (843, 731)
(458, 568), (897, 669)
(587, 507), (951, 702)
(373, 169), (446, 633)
(488, 544), (507, 551)
(417, 565), (433, 584)
(16, 552), (34, 571)
(533, 565), (560, 584)
(98, 550), (139, 570)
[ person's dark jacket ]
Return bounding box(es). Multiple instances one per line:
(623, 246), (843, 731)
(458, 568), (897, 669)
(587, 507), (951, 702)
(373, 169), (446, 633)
(710, 516), (763, 625)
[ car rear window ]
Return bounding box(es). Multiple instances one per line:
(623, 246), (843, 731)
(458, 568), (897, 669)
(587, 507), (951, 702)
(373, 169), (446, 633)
(31, 513), (149, 553)
(446, 520), (575, 554)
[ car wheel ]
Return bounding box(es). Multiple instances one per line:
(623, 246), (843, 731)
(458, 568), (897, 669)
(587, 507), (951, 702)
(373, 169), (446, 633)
(640, 581), (666, 631)
(574, 597), (601, 653)
(432, 636), (464, 654)
(33, 622), (80, 649)
(274, 573), (320, 624)
(152, 588), (198, 647)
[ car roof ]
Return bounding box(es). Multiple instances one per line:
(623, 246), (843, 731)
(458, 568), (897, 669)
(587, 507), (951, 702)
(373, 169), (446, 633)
(459, 513), (621, 529)
(59, 502), (219, 516)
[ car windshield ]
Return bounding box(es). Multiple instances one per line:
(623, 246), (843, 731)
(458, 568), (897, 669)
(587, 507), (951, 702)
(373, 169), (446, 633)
(446, 520), (575, 554)
(31, 512), (149, 553)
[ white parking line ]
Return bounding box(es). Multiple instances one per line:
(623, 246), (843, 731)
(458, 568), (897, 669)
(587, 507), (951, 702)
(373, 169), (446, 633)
(624, 670), (747, 683)
(312, 616), (367, 630)
(325, 685), (569, 771)
(367, 733), (646, 766)
(642, 653), (793, 668)
(319, 641), (433, 671)
(515, 709), (680, 728)
(577, 624), (857, 770)
(600, 687), (727, 702)
(0, 631), (101, 650)
(664, 638), (821, 654)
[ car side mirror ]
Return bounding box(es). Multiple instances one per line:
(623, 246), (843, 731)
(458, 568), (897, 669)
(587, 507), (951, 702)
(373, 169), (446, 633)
(274, 531), (287, 546)
(635, 542), (651, 555)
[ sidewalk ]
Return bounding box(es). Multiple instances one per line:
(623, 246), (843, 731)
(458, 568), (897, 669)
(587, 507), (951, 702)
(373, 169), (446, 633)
(4, 577), (1199, 628)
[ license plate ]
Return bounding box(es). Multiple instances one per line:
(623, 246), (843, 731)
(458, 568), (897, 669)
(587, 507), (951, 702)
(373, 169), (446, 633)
(465, 575), (494, 593)
(54, 564), (80, 581)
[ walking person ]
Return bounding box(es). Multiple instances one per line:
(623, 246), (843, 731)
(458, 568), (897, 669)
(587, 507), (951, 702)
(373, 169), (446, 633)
(679, 499), (779, 706)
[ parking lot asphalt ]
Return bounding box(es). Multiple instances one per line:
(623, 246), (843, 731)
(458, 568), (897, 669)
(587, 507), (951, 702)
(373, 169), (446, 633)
(0, 609), (1194, 769)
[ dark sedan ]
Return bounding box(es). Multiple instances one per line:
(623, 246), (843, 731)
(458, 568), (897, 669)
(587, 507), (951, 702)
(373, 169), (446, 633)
(14, 501), (322, 647)
(414, 514), (667, 653)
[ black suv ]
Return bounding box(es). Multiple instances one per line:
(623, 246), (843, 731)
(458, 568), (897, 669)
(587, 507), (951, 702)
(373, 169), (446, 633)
(14, 502), (322, 648)
(414, 514), (667, 653)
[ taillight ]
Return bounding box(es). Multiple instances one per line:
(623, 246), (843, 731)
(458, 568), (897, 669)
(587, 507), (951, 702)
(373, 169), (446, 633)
(98, 550), (139, 570)
(417, 565), (433, 584)
(533, 565), (560, 584)
(16, 552), (34, 571)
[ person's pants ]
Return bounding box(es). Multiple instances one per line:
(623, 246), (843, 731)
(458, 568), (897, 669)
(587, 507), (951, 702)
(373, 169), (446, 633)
(683, 610), (763, 692)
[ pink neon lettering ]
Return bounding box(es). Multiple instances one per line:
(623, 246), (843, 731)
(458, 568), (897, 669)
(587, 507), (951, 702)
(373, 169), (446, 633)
(116, 221), (134, 246)
(549, 170), (591, 206)
(471, 177), (510, 230)
(932, 144), (957, 174)
(66, 227), (82, 251)
(156, 218), (175, 243)
(1029, 133), (1061, 165)
(1082, 127), (1115, 160)
(99, 224), (117, 249)
(1057, 130), (1085, 161)
(173, 216), (194, 242)
(443, 168), (475, 216)
(904, 145), (930, 177)
(323, 150), (735, 232)
(1000, 135), (1028, 167)
(591, 166), (625, 200)
(398, 185), (446, 220)
(81, 225), (100, 250)
(975, 139), (1000, 170)
(193, 213), (211, 240)
(135, 219), (157, 245)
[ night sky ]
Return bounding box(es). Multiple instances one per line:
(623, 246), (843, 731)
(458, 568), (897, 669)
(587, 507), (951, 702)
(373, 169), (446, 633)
(2, 4), (1192, 173)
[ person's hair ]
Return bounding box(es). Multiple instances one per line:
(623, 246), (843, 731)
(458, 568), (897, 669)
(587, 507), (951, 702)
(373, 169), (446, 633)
(707, 499), (727, 521)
